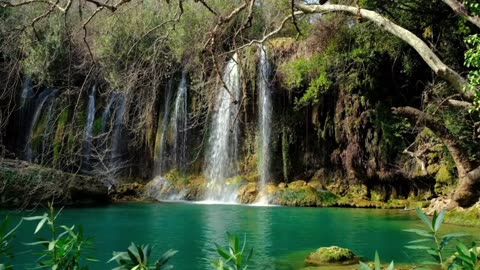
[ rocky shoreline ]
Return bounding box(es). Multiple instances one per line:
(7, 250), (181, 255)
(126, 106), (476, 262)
(0, 159), (110, 208)
(1, 159), (479, 227)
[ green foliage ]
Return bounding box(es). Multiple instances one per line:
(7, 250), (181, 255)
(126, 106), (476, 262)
(359, 251), (394, 270)
(465, 34), (480, 110)
(404, 208), (467, 268)
(0, 216), (22, 270)
(109, 243), (177, 270)
(20, 14), (68, 84)
(24, 203), (96, 270)
(450, 242), (479, 270)
(212, 233), (253, 270)
(465, 0), (480, 16)
(280, 55), (332, 108)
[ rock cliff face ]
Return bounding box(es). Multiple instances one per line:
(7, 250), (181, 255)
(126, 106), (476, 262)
(0, 159), (110, 208)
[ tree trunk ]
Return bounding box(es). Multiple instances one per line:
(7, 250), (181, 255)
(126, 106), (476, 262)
(441, 0), (480, 29)
(295, 2), (473, 100)
(392, 106), (480, 206)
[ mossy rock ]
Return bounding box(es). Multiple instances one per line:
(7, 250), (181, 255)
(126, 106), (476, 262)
(305, 246), (359, 266)
(238, 182), (258, 204)
(288, 180), (307, 189)
(226, 175), (248, 186)
(0, 159), (109, 208)
(271, 185), (337, 206)
(435, 164), (454, 183)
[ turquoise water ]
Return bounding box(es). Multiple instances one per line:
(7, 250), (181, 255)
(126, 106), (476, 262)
(2, 202), (479, 269)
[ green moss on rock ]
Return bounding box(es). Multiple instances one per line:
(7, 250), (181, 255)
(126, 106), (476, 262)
(305, 246), (359, 266)
(271, 185), (337, 206)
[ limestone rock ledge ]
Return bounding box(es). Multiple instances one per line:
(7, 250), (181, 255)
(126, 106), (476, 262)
(0, 159), (109, 208)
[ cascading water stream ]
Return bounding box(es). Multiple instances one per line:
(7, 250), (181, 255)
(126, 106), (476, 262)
(257, 46), (273, 204)
(82, 86), (96, 169)
(171, 73), (188, 171)
(20, 77), (34, 108)
(101, 93), (117, 134)
(110, 93), (127, 169)
(24, 89), (57, 162)
(205, 54), (242, 202)
(40, 91), (59, 164)
(155, 80), (174, 175)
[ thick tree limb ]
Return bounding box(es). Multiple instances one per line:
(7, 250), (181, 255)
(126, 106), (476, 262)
(447, 99), (473, 109)
(392, 106), (473, 176)
(393, 106), (480, 206)
(296, 3), (473, 100)
(442, 0), (480, 29)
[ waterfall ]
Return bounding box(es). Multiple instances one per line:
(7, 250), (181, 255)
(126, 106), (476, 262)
(155, 80), (174, 175)
(18, 77), (34, 156)
(20, 77), (34, 108)
(110, 93), (127, 169)
(82, 86), (96, 169)
(23, 89), (57, 162)
(171, 73), (188, 172)
(257, 46), (272, 204)
(101, 92), (117, 134)
(205, 54), (242, 202)
(40, 91), (59, 165)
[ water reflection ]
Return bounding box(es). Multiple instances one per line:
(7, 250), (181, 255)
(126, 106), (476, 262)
(4, 204), (480, 270)
(200, 204), (276, 269)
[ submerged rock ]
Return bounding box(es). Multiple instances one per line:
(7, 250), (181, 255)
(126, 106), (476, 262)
(0, 159), (109, 208)
(305, 246), (359, 266)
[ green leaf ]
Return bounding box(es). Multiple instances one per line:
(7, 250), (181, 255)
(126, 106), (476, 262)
(374, 251), (380, 270)
(359, 261), (372, 270)
(408, 239), (431, 244)
(416, 208), (433, 231)
(434, 209), (446, 232)
(215, 243), (231, 261)
(403, 229), (434, 238)
(405, 245), (432, 250)
(23, 214), (47, 221)
(386, 261), (394, 270)
(457, 242), (470, 256)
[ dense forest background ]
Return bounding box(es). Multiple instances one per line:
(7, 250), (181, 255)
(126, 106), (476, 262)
(1, 0), (480, 207)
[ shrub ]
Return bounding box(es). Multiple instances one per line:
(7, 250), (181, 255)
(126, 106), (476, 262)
(24, 203), (96, 269)
(212, 233), (253, 270)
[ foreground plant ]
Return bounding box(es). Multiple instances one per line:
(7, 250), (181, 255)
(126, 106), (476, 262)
(0, 216), (22, 270)
(212, 232), (253, 270)
(404, 208), (474, 269)
(451, 242), (479, 270)
(359, 251), (394, 270)
(24, 203), (96, 269)
(109, 242), (177, 270)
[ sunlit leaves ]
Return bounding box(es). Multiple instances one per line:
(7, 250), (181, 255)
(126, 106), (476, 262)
(359, 251), (394, 270)
(109, 242), (177, 270)
(212, 232), (253, 270)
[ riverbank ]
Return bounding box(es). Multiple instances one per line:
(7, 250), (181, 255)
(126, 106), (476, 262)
(0, 159), (110, 208)
(1, 159), (479, 227)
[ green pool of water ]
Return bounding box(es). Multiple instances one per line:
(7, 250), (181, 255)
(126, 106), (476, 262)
(2, 202), (479, 270)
